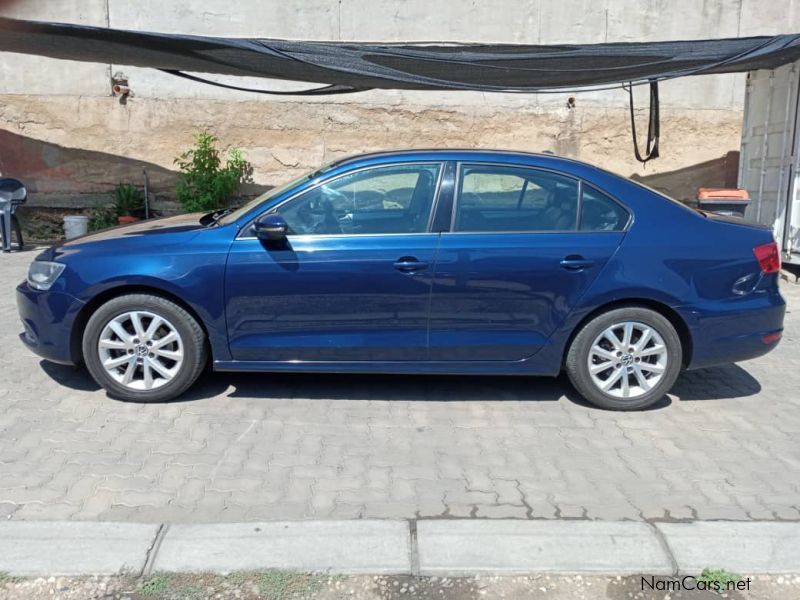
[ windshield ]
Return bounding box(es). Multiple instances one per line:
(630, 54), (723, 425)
(216, 160), (339, 226)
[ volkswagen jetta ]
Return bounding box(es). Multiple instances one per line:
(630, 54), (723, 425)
(17, 150), (785, 410)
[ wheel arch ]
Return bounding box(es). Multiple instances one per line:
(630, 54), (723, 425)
(561, 298), (693, 369)
(70, 284), (213, 365)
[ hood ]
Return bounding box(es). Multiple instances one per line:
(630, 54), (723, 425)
(38, 213), (210, 262)
(66, 212), (207, 245)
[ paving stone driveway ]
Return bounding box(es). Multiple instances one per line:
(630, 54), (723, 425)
(1, 248), (799, 523)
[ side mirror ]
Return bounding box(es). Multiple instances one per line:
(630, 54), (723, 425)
(254, 214), (288, 242)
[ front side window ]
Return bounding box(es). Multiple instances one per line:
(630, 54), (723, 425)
(273, 163), (441, 235)
(454, 165), (579, 232)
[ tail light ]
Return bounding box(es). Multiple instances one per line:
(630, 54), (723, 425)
(753, 242), (781, 273)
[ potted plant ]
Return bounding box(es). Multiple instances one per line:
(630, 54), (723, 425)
(113, 183), (144, 225)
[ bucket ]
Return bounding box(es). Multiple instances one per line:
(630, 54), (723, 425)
(63, 215), (89, 240)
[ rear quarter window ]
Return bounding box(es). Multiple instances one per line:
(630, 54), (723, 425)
(579, 185), (630, 231)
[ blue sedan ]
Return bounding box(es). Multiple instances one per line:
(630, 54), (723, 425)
(17, 150), (785, 410)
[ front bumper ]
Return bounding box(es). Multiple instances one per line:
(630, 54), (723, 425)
(16, 281), (85, 365)
(677, 290), (786, 370)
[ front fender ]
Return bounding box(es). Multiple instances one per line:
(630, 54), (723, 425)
(61, 227), (235, 362)
(74, 274), (231, 363)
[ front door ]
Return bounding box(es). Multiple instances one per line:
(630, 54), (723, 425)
(225, 162), (443, 362)
(428, 163), (628, 361)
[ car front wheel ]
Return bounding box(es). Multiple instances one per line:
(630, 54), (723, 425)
(82, 294), (207, 402)
(565, 307), (683, 410)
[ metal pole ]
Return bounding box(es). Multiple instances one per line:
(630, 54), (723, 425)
(143, 168), (150, 219)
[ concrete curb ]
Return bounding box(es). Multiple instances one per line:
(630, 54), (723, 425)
(0, 522), (160, 576)
(655, 521), (800, 574)
(416, 520), (673, 575)
(1, 519), (799, 577)
(152, 521), (411, 575)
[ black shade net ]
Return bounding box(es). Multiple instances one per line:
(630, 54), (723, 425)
(1, 17), (800, 94)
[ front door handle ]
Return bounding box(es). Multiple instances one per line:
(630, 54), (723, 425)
(394, 257), (429, 272)
(560, 256), (595, 270)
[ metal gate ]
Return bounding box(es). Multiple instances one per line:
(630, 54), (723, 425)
(739, 61), (800, 264)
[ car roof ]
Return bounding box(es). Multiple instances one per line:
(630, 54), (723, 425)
(326, 149), (590, 171)
(314, 149), (645, 202)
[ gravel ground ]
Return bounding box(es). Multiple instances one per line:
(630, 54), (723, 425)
(2, 573), (800, 600)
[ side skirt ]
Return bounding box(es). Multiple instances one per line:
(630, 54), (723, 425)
(212, 359), (560, 377)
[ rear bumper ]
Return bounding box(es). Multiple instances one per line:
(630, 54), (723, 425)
(16, 281), (84, 365)
(677, 291), (786, 370)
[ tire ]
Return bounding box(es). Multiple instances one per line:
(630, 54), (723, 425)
(82, 294), (207, 402)
(565, 307), (682, 410)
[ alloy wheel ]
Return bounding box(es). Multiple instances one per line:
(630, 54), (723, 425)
(97, 310), (184, 390)
(587, 321), (668, 399)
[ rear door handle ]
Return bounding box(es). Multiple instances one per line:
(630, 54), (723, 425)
(560, 256), (595, 270)
(394, 258), (429, 272)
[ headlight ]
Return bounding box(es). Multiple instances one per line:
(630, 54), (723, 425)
(27, 261), (66, 291)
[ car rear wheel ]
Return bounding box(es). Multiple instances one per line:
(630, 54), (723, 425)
(82, 294), (207, 402)
(565, 307), (682, 410)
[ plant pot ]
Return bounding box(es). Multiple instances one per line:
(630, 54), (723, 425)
(118, 215), (139, 225)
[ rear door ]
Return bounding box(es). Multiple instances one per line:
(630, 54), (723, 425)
(428, 163), (628, 361)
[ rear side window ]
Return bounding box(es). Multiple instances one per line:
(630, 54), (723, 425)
(454, 165), (579, 232)
(579, 185), (629, 231)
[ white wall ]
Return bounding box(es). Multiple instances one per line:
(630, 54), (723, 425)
(0, 0), (108, 95)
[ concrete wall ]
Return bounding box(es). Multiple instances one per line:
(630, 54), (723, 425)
(1, 0), (800, 205)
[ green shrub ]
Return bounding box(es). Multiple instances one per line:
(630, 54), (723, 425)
(255, 570), (324, 599)
(88, 206), (118, 231)
(174, 132), (252, 213)
(113, 183), (145, 217)
(140, 574), (168, 596)
(698, 568), (742, 587)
